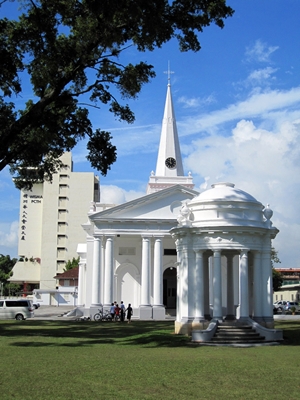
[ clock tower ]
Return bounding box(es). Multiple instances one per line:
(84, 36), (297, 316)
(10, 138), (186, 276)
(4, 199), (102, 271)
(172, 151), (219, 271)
(147, 75), (194, 194)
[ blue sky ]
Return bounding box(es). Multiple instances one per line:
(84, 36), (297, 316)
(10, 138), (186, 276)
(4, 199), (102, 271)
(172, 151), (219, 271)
(1, 1), (300, 268)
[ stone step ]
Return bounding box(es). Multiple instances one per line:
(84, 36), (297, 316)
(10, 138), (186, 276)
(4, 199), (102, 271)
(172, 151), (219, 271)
(210, 339), (266, 344)
(218, 325), (253, 330)
(215, 333), (262, 338)
(212, 336), (265, 341)
(211, 324), (265, 344)
(216, 330), (258, 335)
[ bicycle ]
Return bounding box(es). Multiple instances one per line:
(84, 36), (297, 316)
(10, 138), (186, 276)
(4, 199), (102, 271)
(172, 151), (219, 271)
(93, 308), (113, 322)
(93, 308), (103, 321)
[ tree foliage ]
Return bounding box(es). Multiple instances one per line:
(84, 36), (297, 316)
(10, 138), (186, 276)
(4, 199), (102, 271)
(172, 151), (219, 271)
(0, 0), (234, 189)
(271, 246), (282, 292)
(0, 254), (18, 296)
(64, 256), (80, 271)
(272, 268), (283, 292)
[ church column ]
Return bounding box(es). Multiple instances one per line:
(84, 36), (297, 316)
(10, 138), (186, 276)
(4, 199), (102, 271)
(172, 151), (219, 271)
(91, 237), (101, 306)
(212, 250), (222, 320)
(194, 250), (205, 322)
(153, 236), (165, 319)
(77, 259), (86, 306)
(103, 236), (114, 307)
(253, 251), (263, 322)
(100, 236), (105, 305)
(239, 249), (249, 321)
(140, 236), (152, 319)
(225, 253), (235, 320)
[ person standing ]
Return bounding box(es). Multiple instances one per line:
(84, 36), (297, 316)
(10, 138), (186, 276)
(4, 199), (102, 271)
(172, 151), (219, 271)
(110, 302), (115, 321)
(115, 304), (120, 321)
(126, 303), (133, 324)
(120, 301), (126, 322)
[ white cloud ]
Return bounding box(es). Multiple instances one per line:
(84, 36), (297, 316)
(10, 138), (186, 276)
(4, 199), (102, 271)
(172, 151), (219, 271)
(0, 221), (19, 249)
(178, 94), (215, 108)
(178, 86), (300, 137)
(100, 185), (145, 204)
(245, 39), (279, 63)
(246, 67), (278, 85)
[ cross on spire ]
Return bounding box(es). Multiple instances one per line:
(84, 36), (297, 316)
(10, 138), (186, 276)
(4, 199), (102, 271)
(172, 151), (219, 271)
(164, 61), (174, 83)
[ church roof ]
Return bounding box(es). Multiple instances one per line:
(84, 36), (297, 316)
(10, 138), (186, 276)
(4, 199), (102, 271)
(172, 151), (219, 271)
(88, 185), (198, 229)
(53, 266), (79, 280)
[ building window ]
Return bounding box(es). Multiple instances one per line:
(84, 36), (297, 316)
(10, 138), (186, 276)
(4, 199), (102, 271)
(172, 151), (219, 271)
(58, 197), (68, 208)
(58, 222), (67, 233)
(164, 249), (177, 256)
(59, 185), (68, 196)
(58, 210), (68, 220)
(119, 247), (136, 256)
(57, 235), (66, 246)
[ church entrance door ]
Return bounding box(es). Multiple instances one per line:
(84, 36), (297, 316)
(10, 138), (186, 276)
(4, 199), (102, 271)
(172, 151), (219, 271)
(163, 267), (177, 309)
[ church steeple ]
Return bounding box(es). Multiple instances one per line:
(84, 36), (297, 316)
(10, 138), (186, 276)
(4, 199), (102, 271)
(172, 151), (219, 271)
(147, 71), (194, 194)
(155, 82), (184, 177)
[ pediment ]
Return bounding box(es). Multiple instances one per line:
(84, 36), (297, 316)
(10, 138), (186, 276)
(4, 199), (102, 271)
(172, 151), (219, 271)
(89, 185), (198, 223)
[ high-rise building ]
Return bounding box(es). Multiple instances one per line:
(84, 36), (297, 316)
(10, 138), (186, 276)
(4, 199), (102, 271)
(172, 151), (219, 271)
(11, 152), (99, 292)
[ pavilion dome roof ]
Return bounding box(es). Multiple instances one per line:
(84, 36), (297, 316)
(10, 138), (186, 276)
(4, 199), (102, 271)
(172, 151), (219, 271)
(187, 182), (269, 228)
(193, 182), (259, 203)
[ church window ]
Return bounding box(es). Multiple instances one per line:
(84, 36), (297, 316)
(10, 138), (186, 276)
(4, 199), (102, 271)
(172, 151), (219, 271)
(119, 247), (136, 256)
(164, 249), (177, 256)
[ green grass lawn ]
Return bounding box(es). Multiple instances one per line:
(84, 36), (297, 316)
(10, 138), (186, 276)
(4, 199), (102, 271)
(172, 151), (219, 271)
(0, 319), (300, 400)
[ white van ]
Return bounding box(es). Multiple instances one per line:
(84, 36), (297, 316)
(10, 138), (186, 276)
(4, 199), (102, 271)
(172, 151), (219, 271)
(0, 299), (34, 320)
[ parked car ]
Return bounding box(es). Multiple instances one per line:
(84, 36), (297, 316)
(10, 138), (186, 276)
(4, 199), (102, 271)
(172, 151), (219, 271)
(285, 301), (300, 312)
(273, 301), (287, 311)
(0, 299), (34, 320)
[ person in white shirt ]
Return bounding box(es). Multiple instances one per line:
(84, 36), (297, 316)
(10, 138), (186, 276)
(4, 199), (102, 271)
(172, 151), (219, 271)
(120, 301), (126, 322)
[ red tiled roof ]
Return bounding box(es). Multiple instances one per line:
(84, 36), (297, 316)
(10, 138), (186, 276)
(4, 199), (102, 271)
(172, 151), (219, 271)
(53, 266), (79, 280)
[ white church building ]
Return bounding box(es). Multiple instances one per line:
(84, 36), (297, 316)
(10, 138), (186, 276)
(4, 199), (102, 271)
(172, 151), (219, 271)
(77, 80), (281, 340)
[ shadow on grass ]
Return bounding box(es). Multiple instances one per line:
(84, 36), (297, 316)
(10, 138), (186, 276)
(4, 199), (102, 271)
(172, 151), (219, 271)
(0, 320), (190, 348)
(1, 320), (299, 348)
(274, 320), (300, 346)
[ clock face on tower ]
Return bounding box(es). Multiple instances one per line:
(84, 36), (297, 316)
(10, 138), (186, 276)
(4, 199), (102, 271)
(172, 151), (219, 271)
(165, 157), (177, 169)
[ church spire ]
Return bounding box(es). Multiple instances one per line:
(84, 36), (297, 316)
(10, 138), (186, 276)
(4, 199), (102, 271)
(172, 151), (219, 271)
(155, 80), (184, 177)
(147, 65), (194, 194)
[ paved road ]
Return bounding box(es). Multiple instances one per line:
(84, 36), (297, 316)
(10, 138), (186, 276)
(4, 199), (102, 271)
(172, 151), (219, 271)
(32, 305), (300, 321)
(33, 305), (76, 320)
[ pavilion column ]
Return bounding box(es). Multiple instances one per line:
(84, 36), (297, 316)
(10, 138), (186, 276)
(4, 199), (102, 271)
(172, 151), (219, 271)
(203, 254), (210, 319)
(253, 251), (263, 322)
(225, 253), (235, 320)
(194, 250), (205, 322)
(103, 236), (114, 306)
(91, 237), (102, 306)
(239, 249), (249, 320)
(261, 245), (273, 324)
(140, 236), (152, 319)
(212, 250), (222, 320)
(153, 236), (165, 319)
